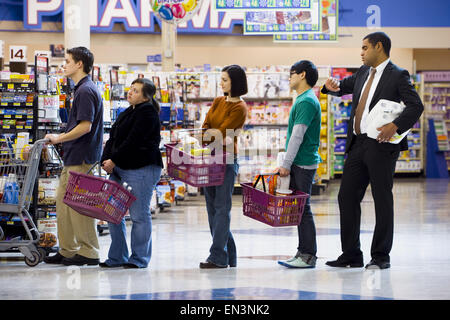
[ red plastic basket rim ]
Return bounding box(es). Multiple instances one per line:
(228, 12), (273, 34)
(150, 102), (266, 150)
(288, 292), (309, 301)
(239, 182), (310, 200)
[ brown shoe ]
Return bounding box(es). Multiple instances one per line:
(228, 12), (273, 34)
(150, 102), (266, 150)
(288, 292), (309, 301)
(199, 261), (227, 269)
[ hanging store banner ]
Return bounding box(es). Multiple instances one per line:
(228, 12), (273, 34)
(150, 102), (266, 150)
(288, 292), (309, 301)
(215, 0), (313, 11)
(273, 0), (337, 42)
(244, 0), (319, 34)
(21, 0), (244, 34)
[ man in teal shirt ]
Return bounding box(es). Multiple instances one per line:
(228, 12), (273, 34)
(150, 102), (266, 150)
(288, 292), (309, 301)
(277, 60), (322, 268)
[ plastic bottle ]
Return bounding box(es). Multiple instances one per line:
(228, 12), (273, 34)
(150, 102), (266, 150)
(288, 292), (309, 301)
(0, 176), (6, 202)
(8, 174), (19, 204)
(3, 182), (13, 204)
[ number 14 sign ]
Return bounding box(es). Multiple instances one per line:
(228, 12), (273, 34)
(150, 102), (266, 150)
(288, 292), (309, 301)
(9, 45), (28, 62)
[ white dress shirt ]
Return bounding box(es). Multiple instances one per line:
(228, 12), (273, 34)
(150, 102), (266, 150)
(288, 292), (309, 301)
(353, 58), (391, 135)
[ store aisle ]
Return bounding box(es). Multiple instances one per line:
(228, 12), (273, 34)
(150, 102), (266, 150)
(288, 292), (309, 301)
(0, 178), (449, 300)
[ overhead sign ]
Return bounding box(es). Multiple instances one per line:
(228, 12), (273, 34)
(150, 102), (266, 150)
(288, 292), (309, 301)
(244, 0), (320, 34)
(23, 0), (244, 34)
(147, 54), (162, 63)
(274, 0), (337, 42)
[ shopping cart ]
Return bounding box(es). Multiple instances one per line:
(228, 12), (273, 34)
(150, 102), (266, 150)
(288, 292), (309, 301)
(240, 174), (310, 227)
(0, 139), (48, 267)
(63, 163), (136, 225)
(164, 128), (229, 187)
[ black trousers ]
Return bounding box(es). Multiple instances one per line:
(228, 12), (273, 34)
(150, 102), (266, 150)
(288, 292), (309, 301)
(338, 134), (400, 262)
(289, 166), (317, 257)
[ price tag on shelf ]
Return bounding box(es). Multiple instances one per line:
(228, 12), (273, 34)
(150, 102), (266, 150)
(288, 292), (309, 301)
(9, 45), (27, 62)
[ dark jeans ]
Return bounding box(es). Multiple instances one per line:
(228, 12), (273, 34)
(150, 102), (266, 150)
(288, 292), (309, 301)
(289, 166), (317, 257)
(203, 159), (239, 267)
(338, 135), (400, 262)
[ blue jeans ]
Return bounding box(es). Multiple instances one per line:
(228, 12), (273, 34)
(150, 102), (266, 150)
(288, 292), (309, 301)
(289, 166), (317, 257)
(203, 159), (239, 267)
(104, 164), (161, 268)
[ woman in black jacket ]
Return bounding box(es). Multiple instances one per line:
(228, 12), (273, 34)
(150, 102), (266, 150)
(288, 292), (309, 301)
(100, 78), (163, 269)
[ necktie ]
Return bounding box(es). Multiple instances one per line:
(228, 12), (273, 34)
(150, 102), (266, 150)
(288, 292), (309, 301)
(354, 68), (377, 135)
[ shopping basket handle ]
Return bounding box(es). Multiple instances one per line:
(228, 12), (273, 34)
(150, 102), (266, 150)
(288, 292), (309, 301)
(35, 138), (50, 145)
(87, 161), (123, 180)
(252, 172), (280, 193)
(87, 162), (103, 176)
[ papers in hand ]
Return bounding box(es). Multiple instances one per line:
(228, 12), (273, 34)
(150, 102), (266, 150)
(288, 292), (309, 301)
(366, 99), (410, 144)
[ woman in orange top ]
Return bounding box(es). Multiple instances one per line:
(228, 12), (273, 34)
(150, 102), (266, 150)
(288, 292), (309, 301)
(199, 65), (248, 269)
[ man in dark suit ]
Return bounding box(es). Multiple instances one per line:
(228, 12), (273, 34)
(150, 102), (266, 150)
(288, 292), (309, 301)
(321, 32), (424, 269)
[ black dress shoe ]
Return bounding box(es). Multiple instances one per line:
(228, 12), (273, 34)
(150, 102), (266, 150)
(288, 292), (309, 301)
(199, 261), (227, 269)
(43, 252), (65, 264)
(365, 259), (390, 270)
(99, 262), (123, 268)
(326, 256), (364, 268)
(123, 263), (140, 269)
(62, 254), (100, 266)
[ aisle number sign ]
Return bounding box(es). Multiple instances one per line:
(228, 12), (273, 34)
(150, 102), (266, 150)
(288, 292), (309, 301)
(9, 46), (27, 62)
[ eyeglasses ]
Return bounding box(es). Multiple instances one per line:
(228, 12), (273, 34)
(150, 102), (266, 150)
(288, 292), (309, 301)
(289, 71), (297, 78)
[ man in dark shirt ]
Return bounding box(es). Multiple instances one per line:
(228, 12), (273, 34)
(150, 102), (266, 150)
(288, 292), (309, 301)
(44, 47), (103, 266)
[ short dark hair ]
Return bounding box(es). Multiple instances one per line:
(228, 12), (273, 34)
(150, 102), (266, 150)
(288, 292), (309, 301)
(363, 32), (391, 56)
(67, 46), (94, 74)
(290, 60), (319, 87)
(222, 64), (248, 97)
(131, 78), (160, 112)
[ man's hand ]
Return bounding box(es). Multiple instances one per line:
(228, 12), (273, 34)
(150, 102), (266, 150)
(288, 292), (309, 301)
(44, 134), (60, 145)
(324, 77), (340, 92)
(376, 122), (399, 143)
(102, 159), (116, 174)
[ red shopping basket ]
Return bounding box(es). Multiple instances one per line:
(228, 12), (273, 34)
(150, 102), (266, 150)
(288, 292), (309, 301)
(63, 165), (136, 225)
(240, 174), (310, 227)
(165, 143), (228, 187)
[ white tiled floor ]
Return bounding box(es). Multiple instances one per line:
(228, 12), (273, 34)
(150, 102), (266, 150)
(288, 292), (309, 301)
(1, 178), (449, 300)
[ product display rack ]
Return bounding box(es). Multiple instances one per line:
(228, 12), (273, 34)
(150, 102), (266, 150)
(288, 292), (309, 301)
(0, 59), (39, 241)
(419, 72), (450, 171)
(34, 56), (64, 249)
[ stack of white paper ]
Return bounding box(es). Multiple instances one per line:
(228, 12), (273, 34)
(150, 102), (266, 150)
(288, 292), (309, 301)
(366, 99), (410, 144)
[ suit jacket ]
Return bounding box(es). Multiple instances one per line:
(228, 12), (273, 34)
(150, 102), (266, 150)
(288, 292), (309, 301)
(101, 101), (163, 169)
(321, 61), (424, 152)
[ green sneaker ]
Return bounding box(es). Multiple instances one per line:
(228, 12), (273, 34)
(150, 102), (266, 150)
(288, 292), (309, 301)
(278, 253), (317, 268)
